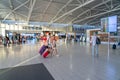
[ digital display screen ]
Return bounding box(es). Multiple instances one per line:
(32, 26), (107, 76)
(108, 16), (117, 32)
(101, 16), (117, 32)
(72, 25), (85, 33)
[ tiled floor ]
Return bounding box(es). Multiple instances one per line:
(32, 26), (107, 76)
(0, 40), (120, 80)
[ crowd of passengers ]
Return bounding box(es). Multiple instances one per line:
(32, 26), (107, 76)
(0, 35), (33, 47)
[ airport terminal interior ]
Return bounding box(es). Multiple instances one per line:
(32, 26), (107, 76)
(0, 0), (120, 80)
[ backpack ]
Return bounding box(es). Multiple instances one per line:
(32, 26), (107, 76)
(96, 37), (101, 44)
(112, 44), (116, 49)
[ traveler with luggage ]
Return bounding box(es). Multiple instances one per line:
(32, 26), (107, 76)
(39, 41), (52, 58)
(90, 32), (101, 56)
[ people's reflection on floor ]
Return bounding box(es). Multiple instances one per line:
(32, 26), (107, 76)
(12, 45), (22, 53)
(4, 47), (9, 58)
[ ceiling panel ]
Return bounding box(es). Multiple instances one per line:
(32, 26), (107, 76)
(0, 0), (120, 26)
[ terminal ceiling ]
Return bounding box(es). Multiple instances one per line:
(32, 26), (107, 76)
(0, 0), (120, 26)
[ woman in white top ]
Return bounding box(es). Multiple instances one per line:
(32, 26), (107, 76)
(47, 33), (51, 45)
(91, 32), (99, 56)
(51, 35), (59, 56)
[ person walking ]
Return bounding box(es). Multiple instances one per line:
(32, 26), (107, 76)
(5, 36), (10, 47)
(51, 35), (59, 56)
(47, 33), (51, 45)
(91, 32), (99, 56)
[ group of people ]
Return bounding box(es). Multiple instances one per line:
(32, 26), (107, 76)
(39, 32), (100, 58)
(1, 35), (27, 47)
(3, 36), (10, 47)
(39, 33), (59, 58)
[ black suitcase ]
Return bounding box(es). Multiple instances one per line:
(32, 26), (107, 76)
(112, 44), (116, 49)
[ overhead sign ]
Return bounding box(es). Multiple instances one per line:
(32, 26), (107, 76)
(101, 15), (117, 32)
(72, 24), (85, 33)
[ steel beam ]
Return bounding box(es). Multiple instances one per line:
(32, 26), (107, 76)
(52, 0), (94, 23)
(74, 7), (120, 23)
(9, 0), (16, 20)
(68, 0), (111, 23)
(89, 20), (100, 25)
(50, 0), (73, 23)
(76, 0), (82, 4)
(15, 0), (29, 9)
(27, 0), (36, 23)
(41, 0), (53, 21)
(14, 11), (27, 18)
(2, 0), (30, 22)
(85, 15), (101, 24)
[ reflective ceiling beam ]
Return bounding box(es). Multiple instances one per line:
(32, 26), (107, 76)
(76, 0), (82, 4)
(74, 7), (120, 23)
(14, 11), (27, 18)
(41, 0), (53, 21)
(15, 0), (29, 9)
(50, 0), (73, 23)
(104, 0), (111, 10)
(85, 15), (101, 24)
(27, 0), (36, 23)
(9, 0), (16, 20)
(68, 0), (111, 23)
(2, 0), (30, 22)
(0, 9), (27, 18)
(9, 0), (13, 9)
(52, 0), (94, 23)
(89, 20), (100, 25)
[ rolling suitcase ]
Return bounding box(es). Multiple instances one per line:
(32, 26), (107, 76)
(39, 45), (48, 55)
(42, 51), (50, 58)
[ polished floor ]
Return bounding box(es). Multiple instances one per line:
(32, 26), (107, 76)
(0, 40), (120, 80)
